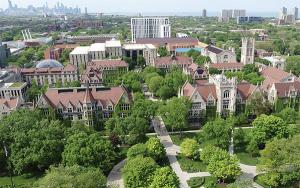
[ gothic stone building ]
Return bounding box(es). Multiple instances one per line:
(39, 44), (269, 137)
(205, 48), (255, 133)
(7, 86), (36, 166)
(179, 74), (260, 120)
(36, 85), (131, 126)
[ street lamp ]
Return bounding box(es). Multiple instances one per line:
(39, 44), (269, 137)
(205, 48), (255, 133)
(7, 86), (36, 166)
(2, 141), (15, 188)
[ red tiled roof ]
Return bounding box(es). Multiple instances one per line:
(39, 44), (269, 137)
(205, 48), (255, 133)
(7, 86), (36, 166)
(260, 67), (291, 82)
(136, 37), (199, 45)
(237, 82), (257, 100)
(274, 81), (300, 98)
(0, 98), (18, 109)
(210, 63), (244, 69)
(155, 56), (192, 66)
(182, 81), (216, 102)
(88, 60), (128, 68)
(196, 84), (217, 102)
(43, 86), (127, 109)
(21, 64), (77, 74)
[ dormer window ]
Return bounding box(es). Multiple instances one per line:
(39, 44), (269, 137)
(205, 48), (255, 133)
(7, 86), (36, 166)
(108, 105), (113, 111)
(68, 108), (73, 113)
(77, 107), (82, 112)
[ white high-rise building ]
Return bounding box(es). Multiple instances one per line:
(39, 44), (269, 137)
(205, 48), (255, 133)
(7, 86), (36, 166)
(241, 37), (255, 65)
(232, 9), (246, 18)
(279, 7), (288, 20)
(220, 9), (233, 22)
(131, 17), (171, 42)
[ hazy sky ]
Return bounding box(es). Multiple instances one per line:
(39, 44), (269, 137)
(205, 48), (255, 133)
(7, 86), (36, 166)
(0, 0), (299, 13)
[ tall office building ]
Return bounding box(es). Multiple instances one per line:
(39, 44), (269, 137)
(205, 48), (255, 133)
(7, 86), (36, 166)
(279, 7), (288, 20)
(8, 0), (13, 9)
(202, 9), (207, 18)
(241, 37), (255, 65)
(294, 7), (299, 20)
(219, 9), (233, 22)
(232, 9), (246, 18)
(131, 17), (171, 42)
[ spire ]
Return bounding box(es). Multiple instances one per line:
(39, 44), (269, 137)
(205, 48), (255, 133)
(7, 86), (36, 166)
(83, 81), (94, 104)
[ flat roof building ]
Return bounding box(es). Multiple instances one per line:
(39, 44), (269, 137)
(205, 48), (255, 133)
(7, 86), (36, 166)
(131, 17), (171, 42)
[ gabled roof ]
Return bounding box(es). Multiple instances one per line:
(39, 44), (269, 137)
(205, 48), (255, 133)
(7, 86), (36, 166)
(237, 82), (257, 100)
(155, 56), (192, 67)
(42, 86), (128, 109)
(260, 67), (291, 82)
(274, 81), (300, 98)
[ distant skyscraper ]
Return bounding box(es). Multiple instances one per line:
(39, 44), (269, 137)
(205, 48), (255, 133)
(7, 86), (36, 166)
(131, 17), (171, 42)
(202, 9), (207, 18)
(85, 7), (88, 15)
(294, 7), (299, 20)
(232, 9), (246, 18)
(279, 7), (288, 20)
(220, 9), (233, 22)
(8, 0), (12, 9)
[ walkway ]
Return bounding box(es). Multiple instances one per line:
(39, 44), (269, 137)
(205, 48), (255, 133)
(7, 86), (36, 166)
(107, 159), (126, 188)
(153, 117), (210, 188)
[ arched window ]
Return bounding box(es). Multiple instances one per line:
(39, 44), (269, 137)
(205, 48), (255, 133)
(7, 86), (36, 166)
(223, 90), (230, 98)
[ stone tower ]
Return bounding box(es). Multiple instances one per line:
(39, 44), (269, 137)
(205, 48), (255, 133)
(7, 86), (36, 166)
(209, 74), (237, 115)
(241, 37), (255, 65)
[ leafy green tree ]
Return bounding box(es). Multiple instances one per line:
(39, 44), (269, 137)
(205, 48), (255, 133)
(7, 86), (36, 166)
(115, 71), (142, 92)
(180, 139), (200, 160)
(149, 167), (180, 188)
(158, 46), (169, 57)
(257, 134), (300, 187)
(35, 165), (106, 188)
(157, 85), (174, 100)
(285, 56), (300, 76)
(148, 76), (164, 93)
(146, 137), (166, 161)
(62, 132), (117, 173)
(122, 156), (159, 188)
(246, 92), (272, 116)
(60, 49), (72, 63)
(8, 119), (65, 174)
(159, 97), (191, 135)
(209, 67), (221, 75)
(250, 114), (289, 149)
(127, 143), (147, 159)
(200, 118), (231, 150)
(207, 149), (241, 182)
(131, 99), (158, 121)
(105, 115), (149, 145)
(200, 145), (223, 164)
(276, 107), (298, 124)
(233, 128), (247, 151)
(273, 39), (288, 55)
(137, 55), (146, 67)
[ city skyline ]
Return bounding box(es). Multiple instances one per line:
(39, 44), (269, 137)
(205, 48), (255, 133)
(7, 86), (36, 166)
(0, 0), (299, 13)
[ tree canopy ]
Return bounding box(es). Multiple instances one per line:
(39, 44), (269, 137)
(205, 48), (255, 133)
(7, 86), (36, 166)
(35, 165), (106, 188)
(257, 134), (300, 187)
(62, 132), (117, 173)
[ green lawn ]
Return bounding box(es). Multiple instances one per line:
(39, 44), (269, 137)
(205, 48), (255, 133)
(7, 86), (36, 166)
(177, 154), (207, 173)
(170, 132), (198, 146)
(0, 175), (39, 187)
(235, 152), (258, 166)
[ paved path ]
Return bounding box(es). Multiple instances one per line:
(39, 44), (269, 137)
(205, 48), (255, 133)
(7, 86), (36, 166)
(153, 117), (211, 188)
(107, 159), (126, 188)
